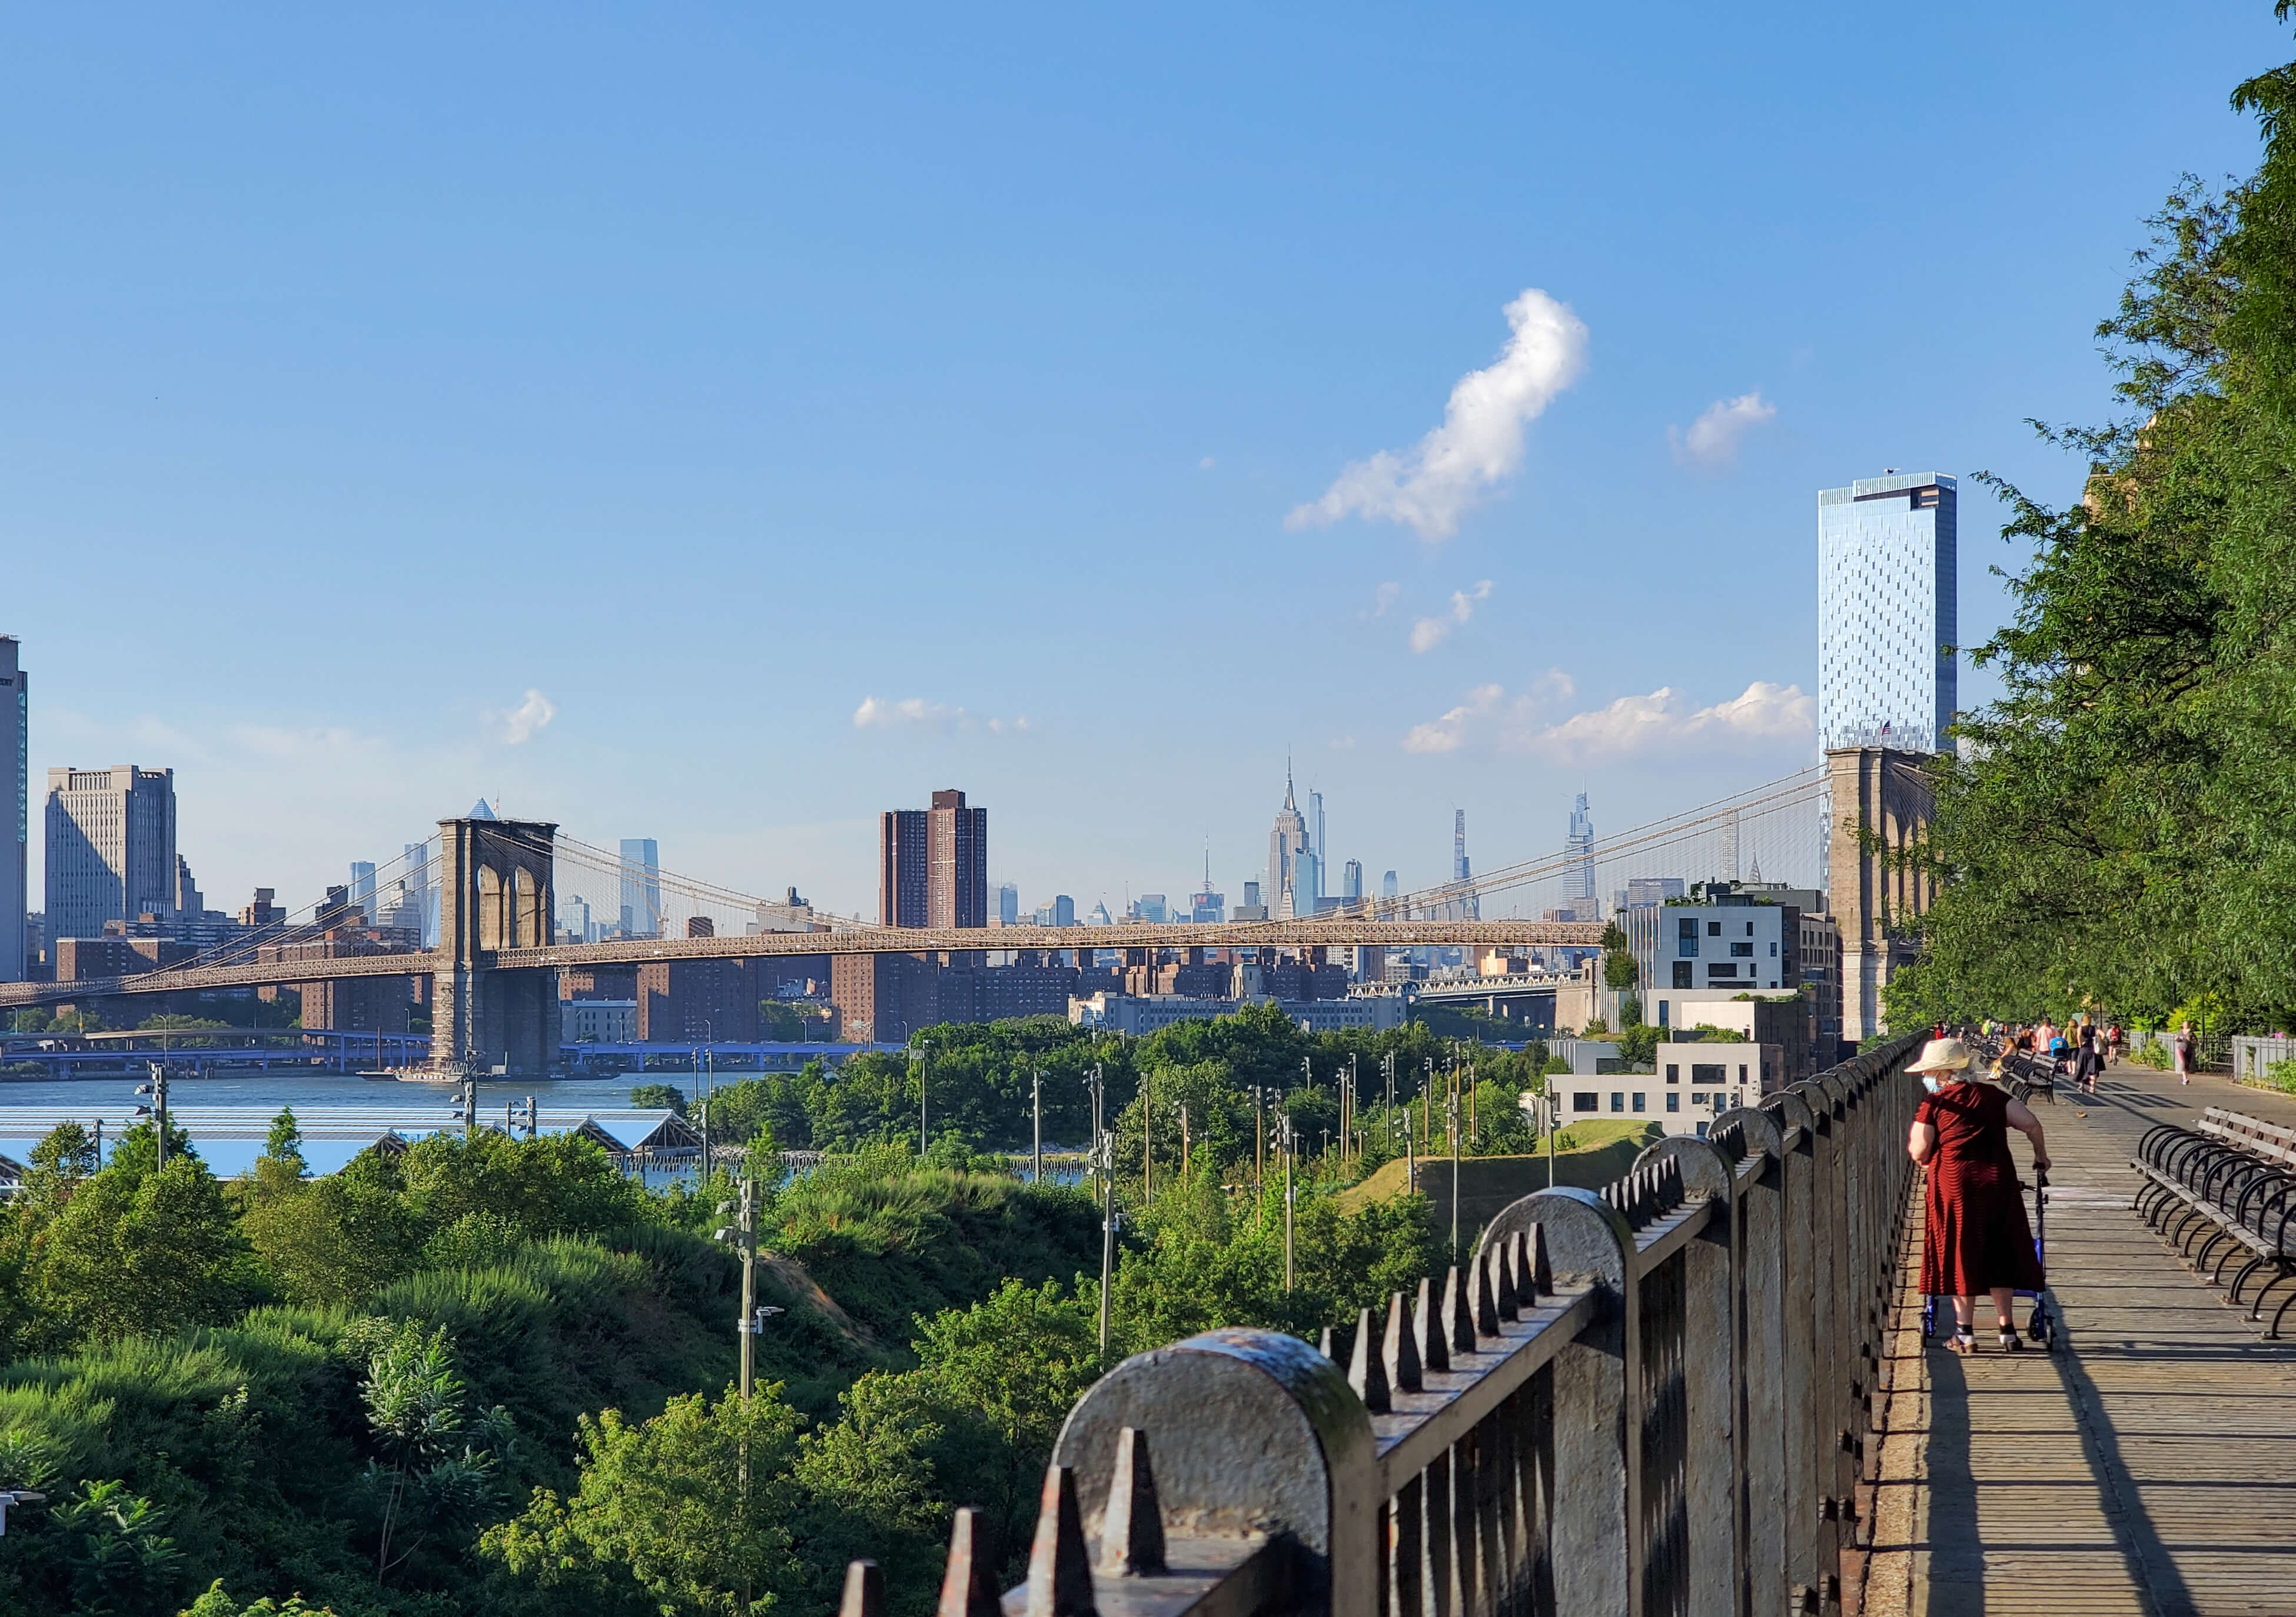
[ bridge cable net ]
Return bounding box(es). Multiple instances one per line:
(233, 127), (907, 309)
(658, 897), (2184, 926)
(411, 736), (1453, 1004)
(1378, 764), (1827, 920)
(145, 836), (446, 979)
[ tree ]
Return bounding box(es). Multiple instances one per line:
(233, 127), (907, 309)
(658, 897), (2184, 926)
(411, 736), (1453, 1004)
(179, 1582), (337, 1616)
(51, 1478), (184, 1616)
(241, 1169), (421, 1307)
(37, 1157), (252, 1343)
(480, 1385), (805, 1615)
(354, 1320), (510, 1586)
(628, 1083), (687, 1116)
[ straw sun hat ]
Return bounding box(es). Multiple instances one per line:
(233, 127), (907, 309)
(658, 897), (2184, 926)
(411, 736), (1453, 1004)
(1907, 1036), (1975, 1076)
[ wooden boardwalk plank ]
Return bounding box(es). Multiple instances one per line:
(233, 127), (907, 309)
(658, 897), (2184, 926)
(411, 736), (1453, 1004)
(1859, 1062), (2296, 1616)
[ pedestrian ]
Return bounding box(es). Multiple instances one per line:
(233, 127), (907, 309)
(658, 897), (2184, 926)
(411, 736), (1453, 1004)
(2072, 1020), (2101, 1095)
(2107, 1022), (2124, 1066)
(2174, 1020), (2197, 1085)
(1908, 1036), (2051, 1354)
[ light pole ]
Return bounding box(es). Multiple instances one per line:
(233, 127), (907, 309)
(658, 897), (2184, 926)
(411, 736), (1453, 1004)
(1278, 1110), (1296, 1295)
(1032, 1068), (1042, 1184)
(1447, 1089), (1462, 1260)
(913, 1040), (929, 1156)
(713, 1177), (780, 1402)
(135, 1062), (170, 1170)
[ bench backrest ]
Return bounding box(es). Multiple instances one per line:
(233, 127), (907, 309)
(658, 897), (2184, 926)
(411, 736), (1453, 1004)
(2198, 1107), (2296, 1169)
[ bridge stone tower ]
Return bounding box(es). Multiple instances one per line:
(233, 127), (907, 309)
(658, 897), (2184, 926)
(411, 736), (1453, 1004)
(430, 813), (563, 1077)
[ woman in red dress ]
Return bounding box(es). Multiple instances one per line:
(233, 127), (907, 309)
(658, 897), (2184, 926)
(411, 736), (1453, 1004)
(1906, 1037), (2050, 1353)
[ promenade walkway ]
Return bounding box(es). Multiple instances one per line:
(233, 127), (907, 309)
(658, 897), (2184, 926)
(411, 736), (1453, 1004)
(1860, 1061), (2296, 1616)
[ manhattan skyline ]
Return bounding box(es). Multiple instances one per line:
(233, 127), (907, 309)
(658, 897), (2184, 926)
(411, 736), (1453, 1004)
(5, 3), (2280, 917)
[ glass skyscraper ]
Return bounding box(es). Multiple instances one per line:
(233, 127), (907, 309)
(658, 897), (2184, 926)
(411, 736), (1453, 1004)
(1817, 471), (1957, 753)
(618, 837), (662, 939)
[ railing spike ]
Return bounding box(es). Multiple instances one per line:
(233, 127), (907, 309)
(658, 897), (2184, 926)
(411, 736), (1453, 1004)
(1347, 1305), (1391, 1412)
(1416, 1274), (1450, 1373)
(1318, 1325), (1337, 1360)
(1508, 1230), (1534, 1307)
(1023, 1464), (1098, 1617)
(1099, 1427), (1167, 1576)
(1385, 1287), (1423, 1392)
(1531, 1222), (1553, 1298)
(1474, 1246), (1501, 1339)
(940, 1508), (1003, 1617)
(1494, 1229), (1519, 1320)
(841, 1560), (887, 1617)
(1444, 1263), (1476, 1355)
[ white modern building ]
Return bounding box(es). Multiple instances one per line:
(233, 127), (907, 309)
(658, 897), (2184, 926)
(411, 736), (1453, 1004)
(45, 764), (177, 943)
(1818, 471), (1957, 753)
(0, 638), (23, 981)
(1656, 904), (1787, 993)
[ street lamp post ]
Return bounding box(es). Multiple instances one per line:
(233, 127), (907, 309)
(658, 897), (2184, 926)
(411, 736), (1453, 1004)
(136, 1062), (170, 1171)
(1278, 1112), (1296, 1295)
(1447, 1090), (1462, 1260)
(1032, 1068), (1042, 1184)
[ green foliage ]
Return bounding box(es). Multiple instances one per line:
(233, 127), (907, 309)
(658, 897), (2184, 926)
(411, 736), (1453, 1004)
(480, 1383), (805, 1617)
(179, 1580), (337, 1615)
(628, 1083), (687, 1116)
(355, 1320), (513, 1586)
(1891, 74), (2296, 1030)
(37, 1158), (255, 1346)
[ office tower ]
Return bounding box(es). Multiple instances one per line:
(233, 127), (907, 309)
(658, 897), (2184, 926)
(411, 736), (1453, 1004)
(619, 837), (662, 939)
(1268, 766), (1310, 918)
(1382, 870), (1399, 900)
(44, 766), (177, 941)
(404, 842), (437, 947)
(175, 857), (204, 917)
(881, 810), (928, 926)
(997, 881), (1020, 926)
(1454, 810), (1471, 884)
(928, 788), (988, 928)
(349, 860), (378, 924)
(1818, 471), (1958, 753)
(1189, 844), (1224, 923)
(1343, 859), (1364, 902)
(1719, 811), (1741, 883)
(0, 640), (24, 982)
(1310, 790), (1326, 903)
(1566, 794), (1595, 907)
(1054, 895), (1076, 928)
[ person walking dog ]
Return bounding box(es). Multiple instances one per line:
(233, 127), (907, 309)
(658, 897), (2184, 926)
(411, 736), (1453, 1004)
(1908, 1036), (2050, 1353)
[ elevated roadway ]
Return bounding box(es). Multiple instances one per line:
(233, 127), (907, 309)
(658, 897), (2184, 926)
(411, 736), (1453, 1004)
(0, 919), (1604, 1011)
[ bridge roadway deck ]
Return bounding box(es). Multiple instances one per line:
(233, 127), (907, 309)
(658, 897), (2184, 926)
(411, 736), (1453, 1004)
(0, 919), (1606, 1010)
(1860, 1062), (2296, 1616)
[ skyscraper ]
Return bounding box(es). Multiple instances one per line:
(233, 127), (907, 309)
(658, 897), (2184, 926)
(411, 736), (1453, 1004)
(881, 788), (986, 928)
(1268, 766), (1310, 919)
(619, 837), (662, 939)
(928, 789), (988, 929)
(0, 638), (23, 981)
(349, 860), (378, 925)
(45, 765), (177, 941)
(1342, 859), (1363, 902)
(404, 841), (437, 947)
(996, 881), (1020, 926)
(1565, 793), (1595, 907)
(1310, 790), (1327, 904)
(1818, 471), (1958, 753)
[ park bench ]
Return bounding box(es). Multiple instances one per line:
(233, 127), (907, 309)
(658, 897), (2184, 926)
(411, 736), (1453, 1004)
(2134, 1107), (2296, 1335)
(1996, 1048), (2056, 1105)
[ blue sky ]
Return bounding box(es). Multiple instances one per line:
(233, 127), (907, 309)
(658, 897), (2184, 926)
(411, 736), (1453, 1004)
(4, 3), (2285, 921)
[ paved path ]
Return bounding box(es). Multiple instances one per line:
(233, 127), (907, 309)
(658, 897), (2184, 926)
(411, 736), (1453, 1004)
(1860, 1061), (2296, 1616)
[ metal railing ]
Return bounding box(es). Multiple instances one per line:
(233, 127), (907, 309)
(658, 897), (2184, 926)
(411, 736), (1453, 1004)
(838, 1032), (1923, 1617)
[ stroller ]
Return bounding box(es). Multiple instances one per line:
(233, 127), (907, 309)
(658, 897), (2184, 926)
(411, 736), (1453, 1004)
(1922, 1167), (2057, 1350)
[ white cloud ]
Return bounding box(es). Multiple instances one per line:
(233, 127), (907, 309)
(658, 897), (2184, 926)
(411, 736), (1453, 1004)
(1369, 581), (1401, 618)
(1409, 579), (1493, 653)
(852, 696), (1029, 735)
(1668, 390), (1776, 470)
(1400, 676), (1810, 761)
(1519, 680), (1812, 761)
(1402, 684), (1506, 754)
(1198, 455), (1217, 470)
(1288, 288), (1589, 541)
(486, 689), (557, 744)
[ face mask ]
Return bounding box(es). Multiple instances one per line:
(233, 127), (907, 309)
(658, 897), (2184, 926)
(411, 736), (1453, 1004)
(1921, 1075), (1941, 1093)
